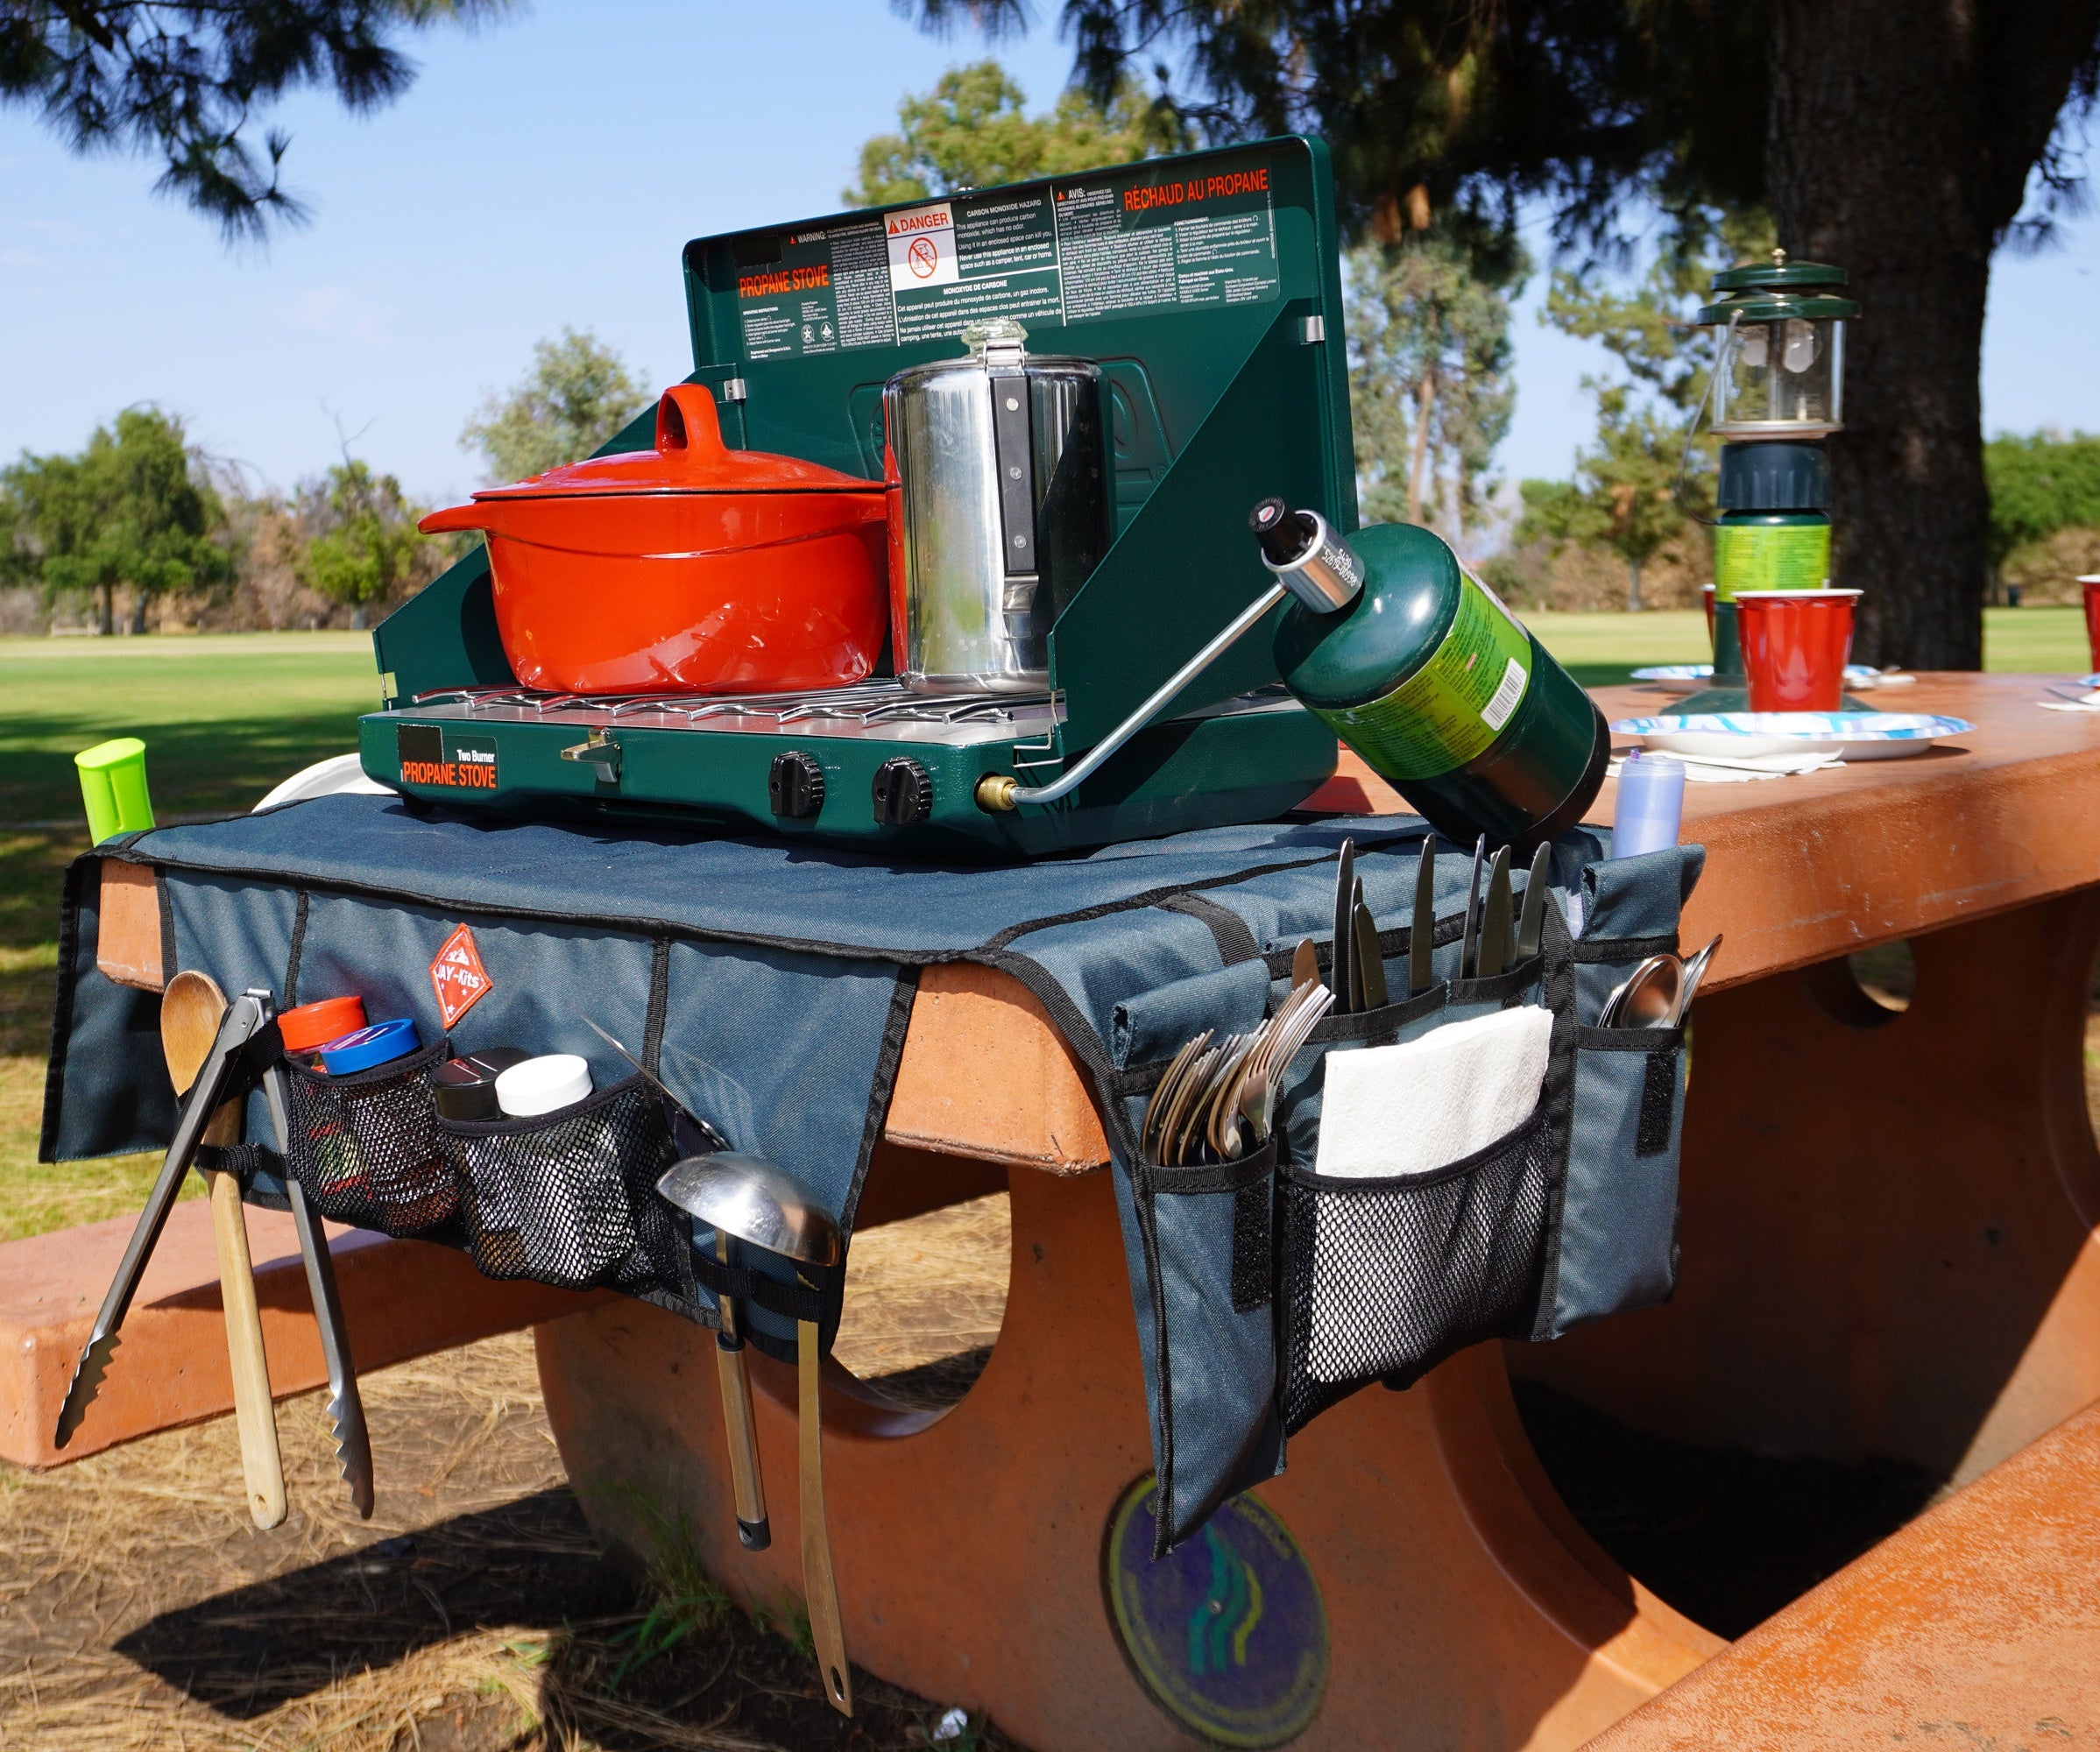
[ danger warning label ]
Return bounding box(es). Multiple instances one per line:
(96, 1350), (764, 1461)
(429, 922), (492, 1029)
(886, 202), (958, 290)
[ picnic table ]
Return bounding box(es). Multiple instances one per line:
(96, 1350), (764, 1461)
(535, 670), (2100, 1748)
(23, 669), (2100, 1747)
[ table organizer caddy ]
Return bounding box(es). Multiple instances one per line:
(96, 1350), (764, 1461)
(43, 795), (1696, 1553)
(1101, 840), (1700, 1548)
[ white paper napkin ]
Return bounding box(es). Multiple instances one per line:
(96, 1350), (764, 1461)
(1610, 751), (1845, 783)
(1316, 1005), (1552, 1179)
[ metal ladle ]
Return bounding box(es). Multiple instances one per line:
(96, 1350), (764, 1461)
(654, 1147), (770, 1555)
(656, 1154), (852, 1715)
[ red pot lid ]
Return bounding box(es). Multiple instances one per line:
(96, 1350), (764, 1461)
(428, 385), (877, 519)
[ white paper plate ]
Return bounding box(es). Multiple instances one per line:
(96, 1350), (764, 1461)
(1630, 663), (1887, 694)
(1609, 711), (1975, 762)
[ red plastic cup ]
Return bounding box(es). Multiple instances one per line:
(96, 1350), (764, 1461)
(2080, 576), (2100, 673)
(1701, 584), (1716, 652)
(1736, 589), (1862, 713)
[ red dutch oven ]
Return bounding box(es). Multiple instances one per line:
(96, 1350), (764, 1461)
(419, 385), (887, 695)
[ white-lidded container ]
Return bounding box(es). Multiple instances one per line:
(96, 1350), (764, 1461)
(496, 1053), (593, 1118)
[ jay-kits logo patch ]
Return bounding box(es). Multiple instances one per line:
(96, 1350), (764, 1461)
(429, 924), (491, 1028)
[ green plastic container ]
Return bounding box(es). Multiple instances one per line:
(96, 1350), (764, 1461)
(1270, 521), (1609, 849)
(75, 738), (156, 844)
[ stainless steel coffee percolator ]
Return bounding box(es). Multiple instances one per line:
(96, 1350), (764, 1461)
(883, 320), (1112, 695)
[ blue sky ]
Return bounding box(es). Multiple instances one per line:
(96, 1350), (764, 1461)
(2, 0), (2095, 508)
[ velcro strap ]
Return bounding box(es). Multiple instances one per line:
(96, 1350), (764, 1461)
(1637, 1047), (1679, 1156)
(689, 1248), (826, 1325)
(193, 1142), (282, 1184)
(1573, 931), (1678, 964)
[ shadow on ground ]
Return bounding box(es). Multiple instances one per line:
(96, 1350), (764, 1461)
(116, 1490), (621, 1718)
(1515, 1381), (1939, 1639)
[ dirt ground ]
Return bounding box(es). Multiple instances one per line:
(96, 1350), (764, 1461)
(0, 1197), (1015, 1752)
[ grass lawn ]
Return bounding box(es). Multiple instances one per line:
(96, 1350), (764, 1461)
(1, 610), (2091, 1241)
(0, 632), (382, 1240)
(1529, 604), (2090, 688)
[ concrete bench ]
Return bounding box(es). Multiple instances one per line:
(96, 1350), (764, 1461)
(1584, 1394), (2100, 1748)
(0, 1199), (602, 1469)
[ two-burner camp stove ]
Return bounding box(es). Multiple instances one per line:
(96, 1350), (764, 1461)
(363, 136), (1355, 858)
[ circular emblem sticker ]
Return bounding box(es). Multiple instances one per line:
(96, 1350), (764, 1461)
(1102, 1476), (1329, 1748)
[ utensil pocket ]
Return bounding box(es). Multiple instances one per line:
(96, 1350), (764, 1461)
(279, 1037), (458, 1235)
(1538, 1025), (1685, 1337)
(1128, 1134), (1284, 1549)
(438, 1076), (683, 1293)
(1279, 1107), (1553, 1432)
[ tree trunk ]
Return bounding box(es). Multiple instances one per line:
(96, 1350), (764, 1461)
(1767, 0), (2100, 669)
(1627, 559), (1645, 614)
(98, 583), (113, 637)
(129, 590), (150, 636)
(350, 604), (368, 632)
(1405, 369), (1437, 524)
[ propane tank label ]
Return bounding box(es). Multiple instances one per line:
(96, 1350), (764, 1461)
(1311, 570), (1533, 781)
(1713, 523), (1831, 598)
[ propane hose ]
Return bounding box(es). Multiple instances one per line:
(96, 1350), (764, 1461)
(975, 581), (1291, 811)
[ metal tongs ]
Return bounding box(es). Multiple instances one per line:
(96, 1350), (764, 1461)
(54, 987), (375, 1518)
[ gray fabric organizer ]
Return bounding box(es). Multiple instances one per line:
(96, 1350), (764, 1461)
(44, 794), (1699, 1551)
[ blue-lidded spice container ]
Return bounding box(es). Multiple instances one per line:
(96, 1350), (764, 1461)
(319, 1018), (421, 1076)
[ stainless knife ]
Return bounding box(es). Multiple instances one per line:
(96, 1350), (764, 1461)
(55, 993), (274, 1450)
(587, 1018), (732, 1152)
(1410, 837), (1436, 997)
(1478, 848), (1512, 979)
(1332, 838), (1355, 1014)
(1459, 835), (1487, 979)
(1516, 843), (1552, 964)
(1353, 880), (1387, 1009)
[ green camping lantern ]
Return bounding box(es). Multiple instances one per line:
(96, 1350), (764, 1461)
(1708, 252), (1854, 439)
(1680, 251), (1862, 713)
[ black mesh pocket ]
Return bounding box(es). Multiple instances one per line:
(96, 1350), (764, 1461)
(279, 1037), (458, 1236)
(439, 1077), (683, 1294)
(1279, 1107), (1552, 1433)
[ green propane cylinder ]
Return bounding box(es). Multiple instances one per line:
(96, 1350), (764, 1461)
(1695, 442), (1835, 704)
(1251, 500), (1609, 850)
(1713, 510), (1832, 597)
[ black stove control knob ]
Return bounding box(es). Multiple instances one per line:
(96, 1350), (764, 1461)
(871, 757), (933, 826)
(768, 750), (825, 820)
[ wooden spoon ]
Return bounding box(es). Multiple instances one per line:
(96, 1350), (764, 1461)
(162, 971), (286, 1530)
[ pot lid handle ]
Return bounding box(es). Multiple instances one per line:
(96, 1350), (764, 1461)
(655, 383), (728, 458)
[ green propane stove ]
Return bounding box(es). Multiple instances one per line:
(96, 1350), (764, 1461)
(362, 138), (1356, 858)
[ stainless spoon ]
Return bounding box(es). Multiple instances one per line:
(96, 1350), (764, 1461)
(1669, 935), (1723, 1025)
(1602, 953), (1683, 1028)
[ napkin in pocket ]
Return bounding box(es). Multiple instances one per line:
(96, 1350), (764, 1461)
(1306, 1005), (1553, 1384)
(1316, 1005), (1552, 1179)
